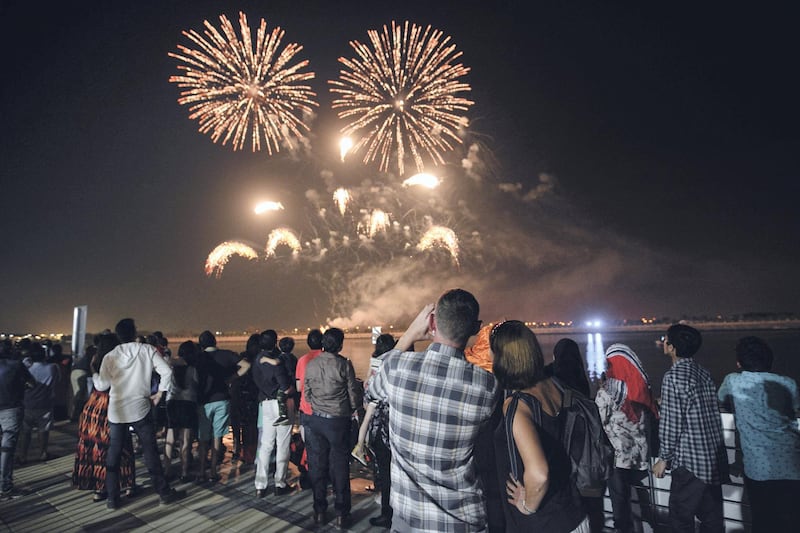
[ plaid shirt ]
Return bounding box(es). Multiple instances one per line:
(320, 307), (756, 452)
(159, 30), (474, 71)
(366, 343), (498, 532)
(659, 357), (727, 484)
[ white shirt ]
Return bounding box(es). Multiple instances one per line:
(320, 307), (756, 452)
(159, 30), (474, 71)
(93, 341), (172, 424)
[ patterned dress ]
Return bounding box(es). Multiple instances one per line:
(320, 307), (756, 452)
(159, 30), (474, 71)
(72, 389), (135, 492)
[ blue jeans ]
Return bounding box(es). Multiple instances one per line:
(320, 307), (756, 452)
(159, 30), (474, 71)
(0, 407), (22, 492)
(305, 414), (351, 516)
(108, 415), (169, 502)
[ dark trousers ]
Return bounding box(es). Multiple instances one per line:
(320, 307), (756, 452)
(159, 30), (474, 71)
(608, 467), (648, 533)
(744, 476), (800, 533)
(668, 467), (723, 533)
(305, 414), (351, 517)
(108, 415), (168, 502)
(370, 435), (392, 518)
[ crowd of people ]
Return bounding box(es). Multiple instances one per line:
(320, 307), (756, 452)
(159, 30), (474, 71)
(1, 288), (799, 533)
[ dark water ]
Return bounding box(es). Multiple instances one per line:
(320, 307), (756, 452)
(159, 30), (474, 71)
(221, 328), (800, 399)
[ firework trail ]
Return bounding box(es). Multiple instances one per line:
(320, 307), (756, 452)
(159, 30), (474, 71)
(333, 187), (351, 215)
(329, 20), (473, 176)
(265, 227), (302, 257)
(403, 173), (441, 188)
(169, 12), (318, 154)
(254, 200), (284, 214)
(205, 241), (259, 278)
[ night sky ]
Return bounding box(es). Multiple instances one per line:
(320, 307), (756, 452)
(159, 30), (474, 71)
(2, 1), (798, 334)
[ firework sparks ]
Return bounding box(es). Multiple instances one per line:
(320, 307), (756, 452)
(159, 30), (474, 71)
(254, 200), (284, 214)
(329, 20), (473, 175)
(417, 225), (460, 266)
(333, 187), (351, 215)
(265, 227), (302, 257)
(359, 209), (392, 238)
(403, 173), (441, 188)
(169, 12), (318, 154)
(205, 241), (259, 278)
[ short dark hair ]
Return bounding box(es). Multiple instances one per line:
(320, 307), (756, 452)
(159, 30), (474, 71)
(279, 336), (295, 354)
(736, 336), (773, 372)
(115, 318), (137, 343)
(666, 324), (702, 358)
(435, 288), (481, 346)
(491, 320), (546, 390)
(259, 332), (277, 351)
(322, 328), (344, 354)
(198, 330), (216, 349)
(373, 333), (396, 358)
(30, 343), (46, 362)
(307, 329), (323, 350)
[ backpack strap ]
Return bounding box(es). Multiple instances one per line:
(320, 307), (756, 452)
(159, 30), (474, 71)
(504, 391), (542, 481)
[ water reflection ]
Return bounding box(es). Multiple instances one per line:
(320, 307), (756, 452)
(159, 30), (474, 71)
(585, 333), (606, 380)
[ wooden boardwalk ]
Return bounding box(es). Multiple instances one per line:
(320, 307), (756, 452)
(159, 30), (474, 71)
(1, 414), (753, 532)
(0, 419), (382, 533)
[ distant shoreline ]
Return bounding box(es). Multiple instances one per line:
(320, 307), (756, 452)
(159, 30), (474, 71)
(166, 319), (800, 346)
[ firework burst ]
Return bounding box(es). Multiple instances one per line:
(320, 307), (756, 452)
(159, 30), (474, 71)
(417, 225), (460, 266)
(169, 12), (318, 154)
(205, 241), (259, 278)
(265, 227), (302, 257)
(333, 187), (351, 215)
(329, 20), (473, 175)
(359, 209), (392, 238)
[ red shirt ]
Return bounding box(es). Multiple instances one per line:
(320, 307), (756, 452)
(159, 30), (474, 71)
(294, 349), (322, 415)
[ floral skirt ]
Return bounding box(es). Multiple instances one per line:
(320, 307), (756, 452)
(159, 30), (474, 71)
(71, 390), (135, 492)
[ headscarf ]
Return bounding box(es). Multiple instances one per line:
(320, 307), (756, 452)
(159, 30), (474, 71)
(464, 323), (493, 373)
(603, 343), (658, 423)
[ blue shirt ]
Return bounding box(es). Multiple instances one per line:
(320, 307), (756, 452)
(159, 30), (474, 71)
(718, 371), (800, 481)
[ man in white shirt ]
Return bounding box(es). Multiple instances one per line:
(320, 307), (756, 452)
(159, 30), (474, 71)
(93, 318), (182, 509)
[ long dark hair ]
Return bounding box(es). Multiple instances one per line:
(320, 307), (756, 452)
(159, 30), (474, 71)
(552, 338), (591, 397)
(174, 340), (199, 390)
(92, 333), (120, 373)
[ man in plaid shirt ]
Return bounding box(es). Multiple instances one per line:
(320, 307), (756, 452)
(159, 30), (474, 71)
(366, 289), (498, 532)
(652, 324), (728, 533)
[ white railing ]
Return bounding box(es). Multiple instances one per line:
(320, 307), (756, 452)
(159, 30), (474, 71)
(603, 412), (750, 532)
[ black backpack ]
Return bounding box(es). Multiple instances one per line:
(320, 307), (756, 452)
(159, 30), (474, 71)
(556, 379), (615, 497)
(504, 382), (614, 498)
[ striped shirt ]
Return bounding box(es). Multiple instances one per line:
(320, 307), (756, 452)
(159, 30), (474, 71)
(659, 357), (727, 484)
(365, 343), (498, 532)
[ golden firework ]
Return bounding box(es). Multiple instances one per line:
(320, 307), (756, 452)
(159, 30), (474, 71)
(265, 227), (302, 257)
(169, 12), (318, 154)
(329, 21), (473, 175)
(205, 241), (259, 278)
(417, 225), (460, 266)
